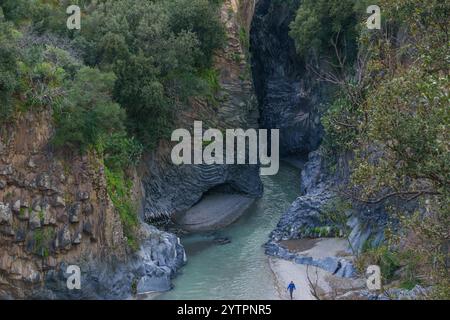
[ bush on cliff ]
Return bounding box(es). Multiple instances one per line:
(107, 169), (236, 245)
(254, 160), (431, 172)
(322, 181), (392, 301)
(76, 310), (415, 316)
(289, 0), (368, 63)
(52, 66), (125, 151)
(0, 18), (19, 122)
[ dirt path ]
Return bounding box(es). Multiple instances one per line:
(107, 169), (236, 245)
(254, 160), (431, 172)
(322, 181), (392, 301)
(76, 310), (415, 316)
(269, 238), (365, 300)
(270, 258), (318, 300)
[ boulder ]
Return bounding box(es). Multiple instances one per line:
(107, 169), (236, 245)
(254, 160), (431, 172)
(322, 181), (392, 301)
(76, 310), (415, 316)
(27, 159), (37, 169)
(214, 237), (232, 245)
(334, 260), (357, 278)
(58, 226), (72, 250)
(266, 240), (357, 279)
(73, 232), (82, 244)
(68, 203), (82, 223)
(0, 165), (13, 176)
(14, 229), (26, 243)
(137, 274), (171, 294)
(82, 221), (93, 235)
(0, 203), (12, 225)
(36, 173), (51, 190)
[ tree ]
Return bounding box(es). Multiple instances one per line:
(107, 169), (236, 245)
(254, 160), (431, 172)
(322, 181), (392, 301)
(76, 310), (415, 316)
(53, 67), (126, 151)
(289, 0), (361, 63)
(72, 0), (224, 147)
(167, 0), (225, 68)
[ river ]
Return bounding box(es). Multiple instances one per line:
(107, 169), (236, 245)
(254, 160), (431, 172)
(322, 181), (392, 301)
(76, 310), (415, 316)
(156, 163), (300, 300)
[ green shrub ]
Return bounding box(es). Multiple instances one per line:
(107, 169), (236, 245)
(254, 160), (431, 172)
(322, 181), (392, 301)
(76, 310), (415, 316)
(2, 0), (226, 151)
(0, 20), (19, 121)
(105, 167), (139, 251)
(33, 228), (55, 258)
(167, 0), (225, 68)
(400, 278), (420, 290)
(355, 245), (400, 282)
(239, 27), (249, 52)
(101, 133), (143, 172)
(72, 0), (225, 148)
(321, 96), (362, 165)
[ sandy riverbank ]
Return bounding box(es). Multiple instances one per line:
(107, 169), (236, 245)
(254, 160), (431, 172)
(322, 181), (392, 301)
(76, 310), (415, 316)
(269, 238), (365, 300)
(173, 193), (255, 232)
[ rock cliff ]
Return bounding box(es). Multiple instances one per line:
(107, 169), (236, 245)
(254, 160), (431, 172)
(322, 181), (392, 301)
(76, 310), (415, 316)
(266, 151), (388, 255)
(0, 0), (260, 299)
(142, 0), (263, 222)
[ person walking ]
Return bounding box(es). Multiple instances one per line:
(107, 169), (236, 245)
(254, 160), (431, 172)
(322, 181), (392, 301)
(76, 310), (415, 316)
(287, 281), (296, 300)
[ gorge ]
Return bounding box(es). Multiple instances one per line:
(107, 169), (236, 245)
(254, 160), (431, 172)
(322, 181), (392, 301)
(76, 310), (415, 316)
(0, 0), (446, 300)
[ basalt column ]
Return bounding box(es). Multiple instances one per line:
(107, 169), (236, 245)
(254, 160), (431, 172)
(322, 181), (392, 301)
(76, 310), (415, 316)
(250, 0), (327, 157)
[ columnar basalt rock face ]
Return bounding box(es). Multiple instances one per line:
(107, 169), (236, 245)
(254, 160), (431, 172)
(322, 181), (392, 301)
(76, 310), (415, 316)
(0, 108), (127, 298)
(250, 0), (326, 156)
(33, 224), (186, 299)
(142, 0), (263, 221)
(0, 108), (185, 299)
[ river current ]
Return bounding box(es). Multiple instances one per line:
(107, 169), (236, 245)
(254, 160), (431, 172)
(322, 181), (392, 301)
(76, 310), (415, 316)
(157, 164), (299, 300)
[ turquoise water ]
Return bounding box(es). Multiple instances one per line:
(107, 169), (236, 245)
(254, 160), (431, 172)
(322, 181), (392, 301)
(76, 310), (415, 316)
(157, 164), (300, 300)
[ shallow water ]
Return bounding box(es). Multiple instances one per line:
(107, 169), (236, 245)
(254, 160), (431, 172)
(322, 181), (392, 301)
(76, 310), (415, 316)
(157, 164), (300, 300)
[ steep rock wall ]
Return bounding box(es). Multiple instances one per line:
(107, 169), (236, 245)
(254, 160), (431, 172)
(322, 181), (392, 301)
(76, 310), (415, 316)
(142, 0), (263, 221)
(266, 150), (389, 254)
(0, 108), (185, 299)
(250, 0), (328, 156)
(0, 108), (125, 297)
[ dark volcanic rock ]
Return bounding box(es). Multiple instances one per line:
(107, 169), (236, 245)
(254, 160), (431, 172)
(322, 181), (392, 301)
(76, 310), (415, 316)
(250, 0), (328, 156)
(267, 150), (393, 255)
(265, 240), (356, 278)
(142, 161), (263, 220)
(33, 224), (186, 299)
(268, 151), (335, 242)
